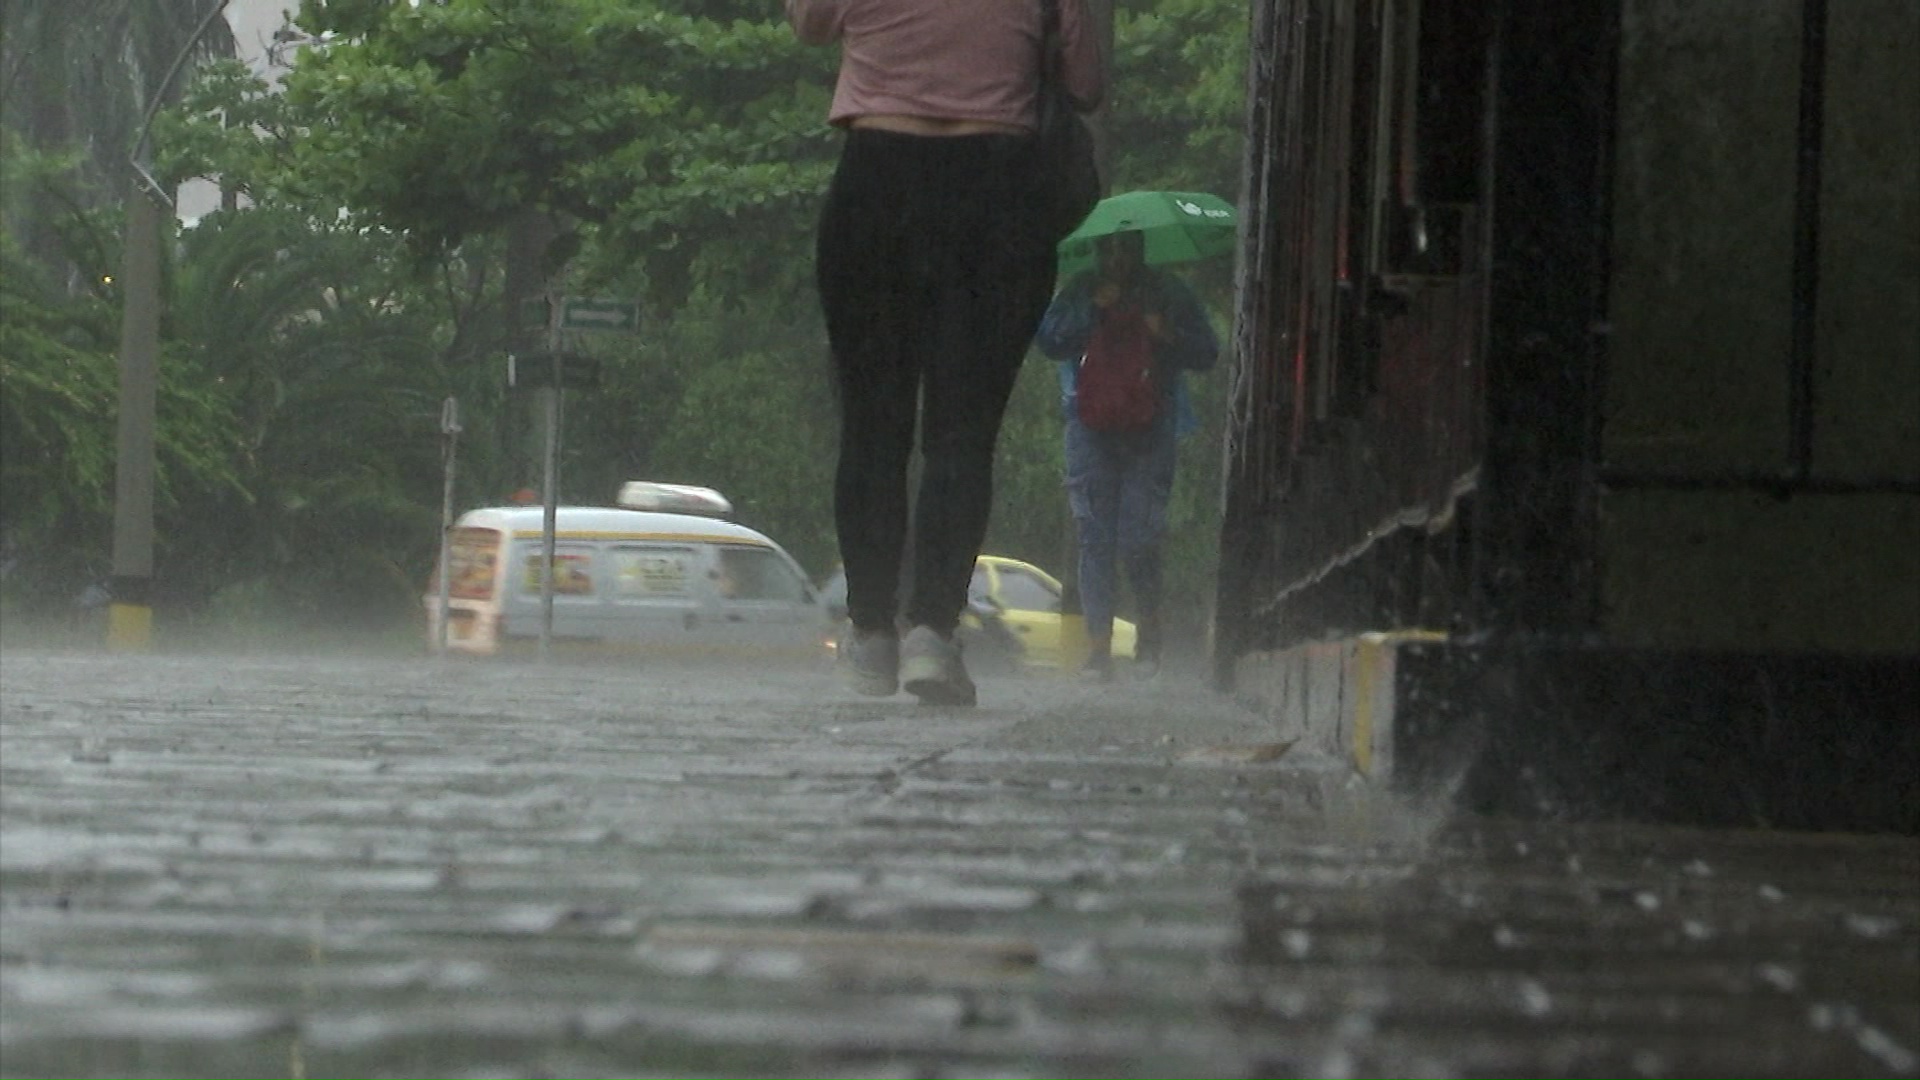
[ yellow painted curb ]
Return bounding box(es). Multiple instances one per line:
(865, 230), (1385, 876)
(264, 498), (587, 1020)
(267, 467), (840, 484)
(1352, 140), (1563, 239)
(1353, 638), (1380, 776)
(1354, 631), (1448, 776)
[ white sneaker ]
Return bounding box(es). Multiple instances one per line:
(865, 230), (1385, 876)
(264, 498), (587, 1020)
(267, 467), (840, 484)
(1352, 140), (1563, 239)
(839, 624), (898, 696)
(899, 625), (976, 707)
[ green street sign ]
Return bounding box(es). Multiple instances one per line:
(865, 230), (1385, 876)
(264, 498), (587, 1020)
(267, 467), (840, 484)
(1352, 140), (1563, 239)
(560, 296), (640, 333)
(514, 294), (552, 332)
(508, 351), (601, 391)
(517, 296), (551, 333)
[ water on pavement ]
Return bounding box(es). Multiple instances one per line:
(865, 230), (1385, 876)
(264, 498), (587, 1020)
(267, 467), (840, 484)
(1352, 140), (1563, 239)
(2, 648), (1914, 1077)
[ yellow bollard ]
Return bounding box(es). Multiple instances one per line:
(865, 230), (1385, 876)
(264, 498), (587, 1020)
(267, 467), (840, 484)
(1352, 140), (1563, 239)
(105, 603), (152, 651)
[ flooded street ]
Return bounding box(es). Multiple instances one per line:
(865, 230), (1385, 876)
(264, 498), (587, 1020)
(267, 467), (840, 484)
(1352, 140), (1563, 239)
(2, 649), (1915, 1078)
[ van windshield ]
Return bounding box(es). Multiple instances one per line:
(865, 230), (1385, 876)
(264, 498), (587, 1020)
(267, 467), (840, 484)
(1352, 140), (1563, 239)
(715, 546), (810, 603)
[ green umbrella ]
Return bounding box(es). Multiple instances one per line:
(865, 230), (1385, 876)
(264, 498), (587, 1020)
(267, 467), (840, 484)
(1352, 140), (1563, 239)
(1056, 190), (1238, 279)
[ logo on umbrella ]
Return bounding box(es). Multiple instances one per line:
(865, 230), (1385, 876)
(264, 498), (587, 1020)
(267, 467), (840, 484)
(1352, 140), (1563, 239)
(1176, 199), (1232, 220)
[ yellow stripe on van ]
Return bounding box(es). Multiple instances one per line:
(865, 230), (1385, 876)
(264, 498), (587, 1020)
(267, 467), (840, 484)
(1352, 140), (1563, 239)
(507, 530), (772, 546)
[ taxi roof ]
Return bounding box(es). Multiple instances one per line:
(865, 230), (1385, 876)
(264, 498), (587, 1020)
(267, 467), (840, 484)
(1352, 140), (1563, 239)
(453, 505), (777, 547)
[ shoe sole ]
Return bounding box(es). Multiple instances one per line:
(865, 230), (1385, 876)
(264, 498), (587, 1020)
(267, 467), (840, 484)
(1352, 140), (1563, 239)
(905, 678), (976, 706)
(900, 657), (975, 707)
(845, 668), (898, 697)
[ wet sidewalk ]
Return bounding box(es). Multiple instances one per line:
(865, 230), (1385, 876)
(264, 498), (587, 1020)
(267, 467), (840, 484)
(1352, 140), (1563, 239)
(2, 649), (1915, 1077)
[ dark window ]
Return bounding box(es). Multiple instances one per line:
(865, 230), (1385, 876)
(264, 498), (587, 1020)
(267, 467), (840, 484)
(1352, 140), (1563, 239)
(996, 566), (1060, 613)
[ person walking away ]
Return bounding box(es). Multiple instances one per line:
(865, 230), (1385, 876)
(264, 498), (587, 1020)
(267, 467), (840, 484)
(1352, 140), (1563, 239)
(1035, 230), (1219, 681)
(787, 0), (1105, 706)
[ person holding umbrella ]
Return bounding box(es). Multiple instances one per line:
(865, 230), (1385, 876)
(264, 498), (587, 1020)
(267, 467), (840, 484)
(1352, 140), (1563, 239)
(1035, 199), (1226, 681)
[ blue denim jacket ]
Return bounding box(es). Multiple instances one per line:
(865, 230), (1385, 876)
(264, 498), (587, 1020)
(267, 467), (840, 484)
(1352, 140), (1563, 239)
(1035, 268), (1219, 438)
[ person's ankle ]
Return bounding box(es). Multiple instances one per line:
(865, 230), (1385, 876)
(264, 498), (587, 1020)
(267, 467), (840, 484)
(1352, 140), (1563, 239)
(1083, 636), (1113, 668)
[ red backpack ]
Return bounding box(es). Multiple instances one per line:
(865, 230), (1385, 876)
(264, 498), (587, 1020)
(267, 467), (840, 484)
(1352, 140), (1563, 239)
(1075, 306), (1158, 433)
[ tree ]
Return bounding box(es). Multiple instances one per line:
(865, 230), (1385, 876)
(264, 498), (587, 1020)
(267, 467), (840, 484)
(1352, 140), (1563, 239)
(130, 0), (1251, 634)
(0, 0), (237, 265)
(0, 141), (238, 608)
(180, 0), (838, 296)
(153, 206), (453, 624)
(0, 125), (471, 627)
(1109, 0), (1249, 198)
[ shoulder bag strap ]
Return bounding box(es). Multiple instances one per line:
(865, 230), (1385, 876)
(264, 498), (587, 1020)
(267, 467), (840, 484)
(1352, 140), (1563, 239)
(1038, 0), (1063, 93)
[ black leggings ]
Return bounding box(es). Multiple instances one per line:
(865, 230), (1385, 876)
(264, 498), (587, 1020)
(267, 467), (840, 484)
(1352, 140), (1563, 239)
(816, 129), (1057, 636)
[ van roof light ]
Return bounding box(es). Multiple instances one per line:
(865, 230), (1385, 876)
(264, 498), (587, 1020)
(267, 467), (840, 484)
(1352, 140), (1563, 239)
(616, 481), (733, 517)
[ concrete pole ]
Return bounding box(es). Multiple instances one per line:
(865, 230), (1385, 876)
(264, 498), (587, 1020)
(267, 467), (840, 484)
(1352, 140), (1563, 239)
(106, 0), (232, 650)
(107, 190), (163, 650)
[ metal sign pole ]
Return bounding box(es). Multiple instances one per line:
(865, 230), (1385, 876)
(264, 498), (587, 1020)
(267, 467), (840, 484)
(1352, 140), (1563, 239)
(518, 293), (631, 663)
(538, 296), (562, 663)
(436, 396), (461, 655)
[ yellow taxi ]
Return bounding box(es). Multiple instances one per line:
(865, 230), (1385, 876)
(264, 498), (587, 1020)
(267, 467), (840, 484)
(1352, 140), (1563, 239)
(971, 555), (1136, 669)
(818, 555), (1137, 673)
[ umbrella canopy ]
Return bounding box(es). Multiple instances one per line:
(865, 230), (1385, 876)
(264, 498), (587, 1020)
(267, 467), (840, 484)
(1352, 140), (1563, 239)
(1056, 190), (1237, 279)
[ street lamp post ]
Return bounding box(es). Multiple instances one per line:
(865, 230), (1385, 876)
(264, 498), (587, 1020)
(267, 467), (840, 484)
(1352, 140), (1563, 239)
(107, 185), (164, 650)
(107, 0), (231, 650)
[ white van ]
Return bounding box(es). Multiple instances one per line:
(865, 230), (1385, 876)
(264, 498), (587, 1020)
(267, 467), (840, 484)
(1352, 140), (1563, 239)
(424, 493), (824, 660)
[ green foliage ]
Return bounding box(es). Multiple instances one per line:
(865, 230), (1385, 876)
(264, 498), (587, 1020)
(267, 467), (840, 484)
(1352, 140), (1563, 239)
(155, 207), (454, 624)
(0, 0), (238, 191)
(2, 122), (460, 624)
(0, 234), (120, 551)
(255, 0), (839, 277)
(11, 0), (1252, 640)
(1110, 0), (1251, 196)
(0, 213), (242, 608)
(152, 59), (300, 207)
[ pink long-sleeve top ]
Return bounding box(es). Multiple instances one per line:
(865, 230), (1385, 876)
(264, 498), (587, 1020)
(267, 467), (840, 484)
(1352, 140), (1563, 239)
(786, 0), (1105, 131)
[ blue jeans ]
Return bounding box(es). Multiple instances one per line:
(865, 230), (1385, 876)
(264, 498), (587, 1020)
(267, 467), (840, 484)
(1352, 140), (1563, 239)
(1065, 415), (1177, 640)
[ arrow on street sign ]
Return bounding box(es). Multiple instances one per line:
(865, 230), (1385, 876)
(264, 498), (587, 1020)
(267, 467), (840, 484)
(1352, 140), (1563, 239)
(560, 296), (640, 333)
